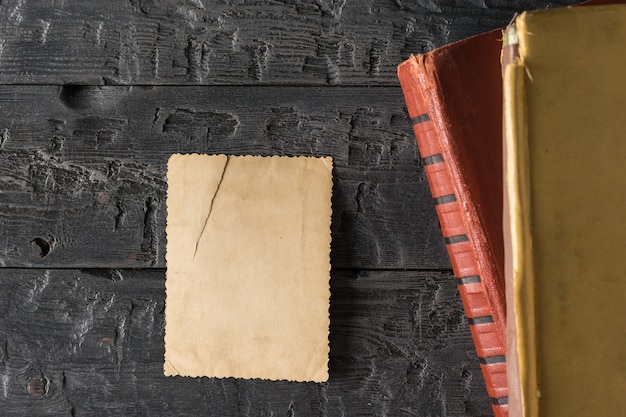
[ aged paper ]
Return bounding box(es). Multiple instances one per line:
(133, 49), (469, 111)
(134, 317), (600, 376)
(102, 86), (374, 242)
(164, 154), (332, 382)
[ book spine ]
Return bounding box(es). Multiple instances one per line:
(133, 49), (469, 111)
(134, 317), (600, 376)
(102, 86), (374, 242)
(398, 57), (508, 417)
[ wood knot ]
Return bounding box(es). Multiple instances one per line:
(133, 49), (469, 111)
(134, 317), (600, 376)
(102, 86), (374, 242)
(27, 377), (48, 398)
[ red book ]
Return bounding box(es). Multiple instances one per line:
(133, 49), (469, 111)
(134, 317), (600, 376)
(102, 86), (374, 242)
(398, 30), (508, 416)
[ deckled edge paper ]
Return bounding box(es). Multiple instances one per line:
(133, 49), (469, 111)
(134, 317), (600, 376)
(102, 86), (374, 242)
(164, 154), (333, 382)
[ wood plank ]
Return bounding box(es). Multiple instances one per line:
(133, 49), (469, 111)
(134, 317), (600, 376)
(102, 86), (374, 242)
(0, 268), (491, 416)
(0, 0), (577, 85)
(0, 85), (449, 269)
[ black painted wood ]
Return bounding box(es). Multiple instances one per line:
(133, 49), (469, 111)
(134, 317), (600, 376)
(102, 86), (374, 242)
(0, 269), (492, 416)
(0, 0), (578, 86)
(0, 1), (583, 415)
(0, 85), (447, 269)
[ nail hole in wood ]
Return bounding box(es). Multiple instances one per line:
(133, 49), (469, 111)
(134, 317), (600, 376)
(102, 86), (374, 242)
(29, 238), (51, 258)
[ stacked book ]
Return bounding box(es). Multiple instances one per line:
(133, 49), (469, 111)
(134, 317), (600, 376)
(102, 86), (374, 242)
(398, 1), (626, 416)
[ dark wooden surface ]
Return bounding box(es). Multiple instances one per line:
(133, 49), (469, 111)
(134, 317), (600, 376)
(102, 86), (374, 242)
(0, 1), (577, 416)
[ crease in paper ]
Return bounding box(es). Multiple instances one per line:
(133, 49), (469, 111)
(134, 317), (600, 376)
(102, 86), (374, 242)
(164, 154), (333, 382)
(193, 156), (230, 258)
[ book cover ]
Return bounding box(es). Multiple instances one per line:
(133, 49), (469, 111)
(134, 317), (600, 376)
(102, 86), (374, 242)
(503, 5), (626, 416)
(398, 30), (509, 417)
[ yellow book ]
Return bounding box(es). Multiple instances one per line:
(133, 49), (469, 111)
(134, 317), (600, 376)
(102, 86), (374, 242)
(503, 5), (626, 417)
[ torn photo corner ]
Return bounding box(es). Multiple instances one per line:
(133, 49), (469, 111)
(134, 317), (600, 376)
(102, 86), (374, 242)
(164, 154), (333, 382)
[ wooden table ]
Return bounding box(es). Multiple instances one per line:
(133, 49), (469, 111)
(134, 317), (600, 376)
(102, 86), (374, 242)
(0, 1), (577, 415)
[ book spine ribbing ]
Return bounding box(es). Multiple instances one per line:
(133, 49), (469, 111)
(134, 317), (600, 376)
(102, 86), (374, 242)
(398, 57), (508, 417)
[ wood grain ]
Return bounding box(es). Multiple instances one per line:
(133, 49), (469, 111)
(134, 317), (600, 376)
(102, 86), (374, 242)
(0, 268), (492, 416)
(0, 1), (585, 415)
(0, 85), (448, 269)
(0, 0), (578, 85)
